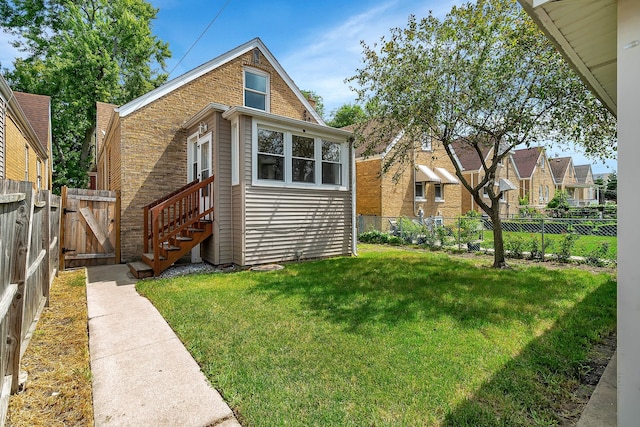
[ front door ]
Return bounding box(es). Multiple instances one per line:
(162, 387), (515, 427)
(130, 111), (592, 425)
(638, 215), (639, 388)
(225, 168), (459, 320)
(187, 132), (212, 263)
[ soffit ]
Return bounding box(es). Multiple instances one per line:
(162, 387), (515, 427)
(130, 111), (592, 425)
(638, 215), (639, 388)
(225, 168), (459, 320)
(519, 0), (617, 115)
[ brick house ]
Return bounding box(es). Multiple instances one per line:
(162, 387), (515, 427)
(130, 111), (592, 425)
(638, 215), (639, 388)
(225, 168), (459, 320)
(548, 156), (595, 206)
(511, 147), (556, 209)
(96, 38), (354, 272)
(355, 130), (525, 224)
(450, 140), (519, 218)
(355, 129), (462, 224)
(0, 75), (52, 190)
(573, 164), (597, 206)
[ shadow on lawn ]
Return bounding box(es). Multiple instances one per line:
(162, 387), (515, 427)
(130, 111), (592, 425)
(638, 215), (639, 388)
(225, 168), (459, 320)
(252, 252), (616, 424)
(442, 277), (616, 426)
(252, 253), (611, 334)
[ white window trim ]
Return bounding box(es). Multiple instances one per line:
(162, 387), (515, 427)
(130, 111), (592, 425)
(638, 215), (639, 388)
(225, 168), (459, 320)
(251, 120), (349, 191)
(36, 159), (42, 190)
(434, 183), (444, 202)
(415, 181), (426, 201)
(243, 67), (270, 112)
(187, 132), (199, 183)
(24, 145), (29, 181)
(421, 133), (432, 151)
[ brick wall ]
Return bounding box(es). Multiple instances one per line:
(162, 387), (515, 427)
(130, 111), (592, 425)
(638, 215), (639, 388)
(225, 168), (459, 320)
(5, 114), (44, 188)
(530, 156), (556, 208)
(355, 158), (382, 215)
(414, 142), (463, 220)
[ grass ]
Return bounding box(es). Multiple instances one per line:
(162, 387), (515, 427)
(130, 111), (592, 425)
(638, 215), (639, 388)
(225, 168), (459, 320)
(137, 245), (616, 426)
(7, 269), (93, 427)
(480, 231), (617, 260)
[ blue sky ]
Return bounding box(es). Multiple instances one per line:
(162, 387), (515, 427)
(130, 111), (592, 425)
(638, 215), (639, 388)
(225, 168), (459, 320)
(0, 0), (616, 173)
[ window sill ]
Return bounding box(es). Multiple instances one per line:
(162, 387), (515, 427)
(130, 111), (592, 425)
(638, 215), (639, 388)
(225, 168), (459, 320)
(435, 198), (445, 203)
(415, 197), (427, 202)
(252, 179), (349, 192)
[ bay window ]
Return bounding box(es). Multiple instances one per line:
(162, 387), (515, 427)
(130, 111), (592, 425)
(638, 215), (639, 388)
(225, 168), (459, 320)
(254, 123), (347, 189)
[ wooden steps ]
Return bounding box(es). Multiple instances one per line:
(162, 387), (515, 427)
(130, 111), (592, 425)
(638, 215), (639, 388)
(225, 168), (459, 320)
(141, 220), (213, 276)
(141, 175), (215, 277)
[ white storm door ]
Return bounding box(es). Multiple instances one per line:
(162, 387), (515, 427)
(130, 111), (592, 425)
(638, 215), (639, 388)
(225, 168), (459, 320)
(197, 134), (212, 217)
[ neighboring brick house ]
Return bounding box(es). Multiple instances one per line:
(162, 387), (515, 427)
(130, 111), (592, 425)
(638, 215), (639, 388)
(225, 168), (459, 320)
(450, 140), (519, 218)
(549, 156), (588, 206)
(511, 147), (556, 209)
(97, 38), (354, 266)
(0, 75), (52, 190)
(355, 129), (462, 222)
(573, 164), (597, 206)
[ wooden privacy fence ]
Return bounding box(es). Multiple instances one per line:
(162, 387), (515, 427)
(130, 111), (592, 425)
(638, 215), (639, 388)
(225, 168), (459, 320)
(0, 179), (61, 426)
(60, 187), (120, 269)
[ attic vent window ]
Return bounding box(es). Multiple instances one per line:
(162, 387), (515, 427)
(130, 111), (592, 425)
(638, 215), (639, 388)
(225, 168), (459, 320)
(253, 48), (261, 64)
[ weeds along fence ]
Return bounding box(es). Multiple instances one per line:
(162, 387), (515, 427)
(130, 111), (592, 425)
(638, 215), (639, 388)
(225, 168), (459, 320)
(0, 179), (61, 425)
(357, 215), (618, 265)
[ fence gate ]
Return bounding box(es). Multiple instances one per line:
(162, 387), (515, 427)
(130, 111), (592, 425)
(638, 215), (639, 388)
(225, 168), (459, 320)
(60, 187), (120, 269)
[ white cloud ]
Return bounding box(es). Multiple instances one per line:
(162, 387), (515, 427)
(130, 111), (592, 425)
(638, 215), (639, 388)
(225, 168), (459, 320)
(279, 0), (462, 115)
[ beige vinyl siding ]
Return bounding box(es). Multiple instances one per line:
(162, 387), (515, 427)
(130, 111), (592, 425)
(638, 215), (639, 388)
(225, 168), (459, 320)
(232, 185), (244, 265)
(202, 112), (233, 265)
(232, 115), (251, 265)
(244, 187), (352, 265)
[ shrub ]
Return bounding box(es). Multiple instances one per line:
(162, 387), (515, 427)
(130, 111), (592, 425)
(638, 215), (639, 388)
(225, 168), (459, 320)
(556, 233), (579, 263)
(505, 236), (525, 259)
(435, 226), (451, 247)
(584, 241), (610, 267)
(458, 211), (482, 244)
(398, 217), (427, 244)
(358, 230), (387, 244)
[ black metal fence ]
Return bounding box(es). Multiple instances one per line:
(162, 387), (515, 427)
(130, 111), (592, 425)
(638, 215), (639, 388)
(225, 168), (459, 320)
(356, 215), (617, 265)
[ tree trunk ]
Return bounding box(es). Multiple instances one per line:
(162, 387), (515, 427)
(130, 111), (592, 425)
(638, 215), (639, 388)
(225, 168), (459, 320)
(490, 209), (507, 268)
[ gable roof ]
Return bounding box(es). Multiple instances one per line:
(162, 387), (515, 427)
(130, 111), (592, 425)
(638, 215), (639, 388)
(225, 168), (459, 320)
(450, 139), (492, 172)
(13, 91), (51, 154)
(549, 156), (572, 184)
(117, 38), (323, 124)
(574, 164), (593, 184)
(349, 120), (402, 159)
(512, 147), (543, 179)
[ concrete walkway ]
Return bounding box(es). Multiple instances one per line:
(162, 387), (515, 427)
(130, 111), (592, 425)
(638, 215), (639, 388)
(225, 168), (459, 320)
(86, 264), (240, 427)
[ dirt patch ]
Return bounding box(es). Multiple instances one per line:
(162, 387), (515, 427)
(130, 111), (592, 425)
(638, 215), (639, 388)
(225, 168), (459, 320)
(558, 332), (616, 426)
(7, 270), (93, 427)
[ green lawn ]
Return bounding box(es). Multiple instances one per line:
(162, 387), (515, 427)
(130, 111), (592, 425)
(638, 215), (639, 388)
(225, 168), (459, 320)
(137, 245), (616, 426)
(480, 231), (617, 260)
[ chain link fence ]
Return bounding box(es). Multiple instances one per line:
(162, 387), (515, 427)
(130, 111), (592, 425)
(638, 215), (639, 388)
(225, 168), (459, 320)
(356, 215), (617, 266)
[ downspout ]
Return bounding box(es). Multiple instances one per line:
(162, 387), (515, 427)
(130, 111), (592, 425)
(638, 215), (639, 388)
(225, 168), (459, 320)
(351, 143), (358, 256)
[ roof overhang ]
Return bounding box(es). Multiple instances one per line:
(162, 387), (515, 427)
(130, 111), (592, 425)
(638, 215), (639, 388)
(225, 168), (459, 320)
(0, 76), (48, 160)
(183, 102), (230, 129)
(222, 106), (352, 141)
(518, 0), (617, 115)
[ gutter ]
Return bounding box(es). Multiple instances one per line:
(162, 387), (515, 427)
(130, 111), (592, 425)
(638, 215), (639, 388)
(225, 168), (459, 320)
(351, 143), (358, 257)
